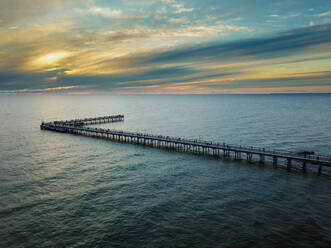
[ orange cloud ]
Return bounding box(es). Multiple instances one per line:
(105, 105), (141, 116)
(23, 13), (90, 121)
(114, 84), (331, 94)
(0, 85), (92, 94)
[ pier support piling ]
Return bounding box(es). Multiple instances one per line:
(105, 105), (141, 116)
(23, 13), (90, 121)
(273, 156), (278, 168)
(287, 158), (292, 171)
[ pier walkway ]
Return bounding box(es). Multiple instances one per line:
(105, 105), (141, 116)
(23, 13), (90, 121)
(41, 114), (331, 175)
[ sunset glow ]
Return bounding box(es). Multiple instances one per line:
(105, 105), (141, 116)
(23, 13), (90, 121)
(38, 53), (69, 65)
(0, 0), (330, 94)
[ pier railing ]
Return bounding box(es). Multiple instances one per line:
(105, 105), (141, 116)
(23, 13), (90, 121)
(41, 114), (331, 175)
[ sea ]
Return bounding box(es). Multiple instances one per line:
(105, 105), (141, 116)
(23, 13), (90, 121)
(0, 94), (330, 247)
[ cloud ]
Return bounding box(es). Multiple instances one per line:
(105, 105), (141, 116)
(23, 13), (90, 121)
(0, 0), (83, 25)
(171, 2), (194, 13)
(97, 24), (249, 45)
(172, 4), (183, 8)
(156, 6), (167, 14)
(0, 18), (249, 81)
(0, 19), (79, 73)
(0, 85), (91, 94)
(161, 0), (175, 3)
(142, 24), (331, 64)
(265, 13), (300, 19)
(169, 17), (188, 23)
(83, 6), (122, 18)
(175, 8), (194, 14)
(0, 0), (330, 94)
(266, 14), (280, 18)
(313, 11), (331, 17)
(2, 23), (330, 93)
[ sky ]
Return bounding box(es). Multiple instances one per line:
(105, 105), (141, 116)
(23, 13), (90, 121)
(0, 0), (330, 94)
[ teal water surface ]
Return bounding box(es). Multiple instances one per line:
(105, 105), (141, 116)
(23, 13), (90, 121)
(0, 94), (330, 247)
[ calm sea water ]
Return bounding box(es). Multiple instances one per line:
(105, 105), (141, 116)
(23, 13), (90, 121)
(0, 94), (330, 247)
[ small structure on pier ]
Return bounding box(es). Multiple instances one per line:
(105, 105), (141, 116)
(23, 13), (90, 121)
(41, 114), (331, 175)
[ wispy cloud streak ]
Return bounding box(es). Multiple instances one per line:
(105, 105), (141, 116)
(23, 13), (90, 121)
(143, 24), (331, 64)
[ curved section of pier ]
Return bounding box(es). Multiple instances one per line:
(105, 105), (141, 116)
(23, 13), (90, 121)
(50, 114), (124, 127)
(41, 114), (331, 175)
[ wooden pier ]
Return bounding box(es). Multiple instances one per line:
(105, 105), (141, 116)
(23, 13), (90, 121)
(41, 114), (331, 175)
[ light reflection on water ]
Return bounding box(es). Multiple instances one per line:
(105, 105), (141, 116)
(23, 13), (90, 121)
(0, 94), (330, 247)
